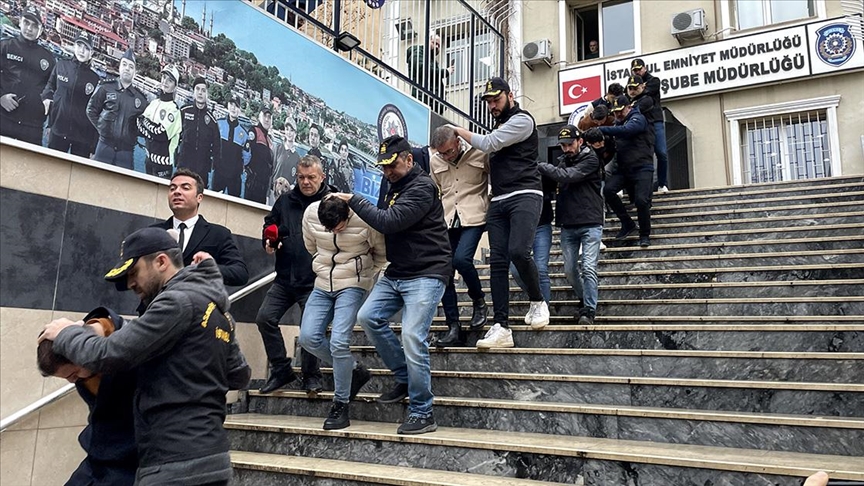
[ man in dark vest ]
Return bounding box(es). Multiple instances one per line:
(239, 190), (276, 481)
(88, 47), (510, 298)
(450, 77), (548, 348)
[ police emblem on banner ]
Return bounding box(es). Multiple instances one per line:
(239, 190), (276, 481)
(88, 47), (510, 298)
(85, 82), (94, 95)
(40, 59), (49, 71)
(365, 0), (385, 8)
(815, 23), (856, 67)
(567, 104), (589, 126)
(376, 104), (407, 142)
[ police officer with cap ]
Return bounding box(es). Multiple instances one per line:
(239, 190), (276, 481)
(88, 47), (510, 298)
(138, 64), (182, 179)
(176, 76), (221, 183)
(0, 6), (55, 144)
(213, 95), (250, 196)
(87, 48), (147, 169)
(41, 32), (101, 157)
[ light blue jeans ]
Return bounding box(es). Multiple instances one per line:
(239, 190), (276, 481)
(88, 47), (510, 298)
(299, 287), (367, 403)
(356, 275), (445, 417)
(560, 225), (603, 311)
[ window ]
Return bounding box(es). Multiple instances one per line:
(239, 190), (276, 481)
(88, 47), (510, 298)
(733, 0), (815, 30)
(572, 0), (634, 62)
(445, 32), (495, 86)
(725, 96), (841, 185)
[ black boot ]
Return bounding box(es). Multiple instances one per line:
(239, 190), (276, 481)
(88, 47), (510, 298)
(259, 364), (297, 393)
(323, 401), (350, 430)
(436, 320), (463, 347)
(469, 298), (488, 330)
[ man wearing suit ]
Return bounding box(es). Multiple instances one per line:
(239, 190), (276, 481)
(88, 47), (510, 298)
(152, 168), (249, 287)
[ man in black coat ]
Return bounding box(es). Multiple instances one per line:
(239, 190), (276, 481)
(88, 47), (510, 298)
(256, 155), (330, 394)
(151, 169), (248, 287)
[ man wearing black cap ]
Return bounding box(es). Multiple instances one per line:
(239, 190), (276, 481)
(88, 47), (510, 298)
(538, 126), (604, 324)
(176, 77), (221, 182)
(0, 6), (55, 144)
(600, 95), (654, 247)
(332, 135), (451, 435)
(40, 227), (251, 485)
(246, 107), (274, 203)
(87, 48), (147, 169)
(450, 77), (548, 348)
(41, 32), (101, 158)
(213, 96), (250, 196)
(138, 65), (182, 179)
(625, 74), (656, 126)
(631, 58), (668, 192)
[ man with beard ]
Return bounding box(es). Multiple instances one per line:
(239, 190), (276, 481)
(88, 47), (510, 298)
(450, 77), (548, 348)
(246, 107), (274, 203)
(87, 49), (146, 169)
(39, 227), (251, 485)
(0, 6), (55, 144)
(406, 31), (453, 113)
(138, 65), (182, 179)
(176, 77), (220, 184)
(41, 32), (100, 157)
(213, 96), (250, 196)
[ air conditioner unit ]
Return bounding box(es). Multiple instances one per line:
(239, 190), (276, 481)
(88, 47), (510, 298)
(671, 8), (708, 42)
(522, 39), (552, 70)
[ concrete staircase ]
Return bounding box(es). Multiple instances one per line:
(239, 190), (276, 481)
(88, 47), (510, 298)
(226, 175), (864, 485)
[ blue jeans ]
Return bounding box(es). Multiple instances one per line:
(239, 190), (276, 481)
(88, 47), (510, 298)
(441, 225), (486, 323)
(356, 275), (445, 417)
(560, 225), (603, 311)
(299, 287), (367, 403)
(511, 223), (552, 303)
(654, 121), (669, 187)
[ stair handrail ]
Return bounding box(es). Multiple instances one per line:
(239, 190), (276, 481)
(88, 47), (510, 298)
(0, 271), (276, 433)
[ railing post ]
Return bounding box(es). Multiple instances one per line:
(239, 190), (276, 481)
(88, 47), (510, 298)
(423, 0), (432, 93)
(332, 0), (342, 51)
(469, 16), (476, 121)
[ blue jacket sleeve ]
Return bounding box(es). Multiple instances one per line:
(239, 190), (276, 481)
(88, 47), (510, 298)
(599, 112), (648, 138)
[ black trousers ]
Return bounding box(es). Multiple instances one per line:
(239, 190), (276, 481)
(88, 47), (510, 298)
(255, 280), (320, 378)
(48, 133), (94, 158)
(604, 170), (653, 237)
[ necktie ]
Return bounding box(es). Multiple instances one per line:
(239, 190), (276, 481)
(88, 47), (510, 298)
(178, 223), (187, 251)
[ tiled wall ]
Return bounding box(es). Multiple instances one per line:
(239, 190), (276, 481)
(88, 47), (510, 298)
(0, 141), (300, 485)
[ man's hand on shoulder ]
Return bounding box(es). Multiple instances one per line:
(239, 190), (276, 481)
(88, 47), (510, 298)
(39, 318), (84, 343)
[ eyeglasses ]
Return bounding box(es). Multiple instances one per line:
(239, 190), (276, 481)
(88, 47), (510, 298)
(438, 146), (460, 158)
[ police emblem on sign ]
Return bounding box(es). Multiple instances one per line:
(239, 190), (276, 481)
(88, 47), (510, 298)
(815, 23), (856, 67)
(376, 104), (407, 142)
(40, 59), (49, 71)
(567, 104), (589, 126)
(85, 83), (94, 95)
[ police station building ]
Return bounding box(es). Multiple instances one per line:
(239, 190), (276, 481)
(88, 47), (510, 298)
(518, 0), (863, 189)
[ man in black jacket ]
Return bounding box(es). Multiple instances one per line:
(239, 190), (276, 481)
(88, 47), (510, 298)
(256, 155), (329, 394)
(41, 32), (100, 157)
(177, 77), (221, 184)
(538, 126), (604, 324)
(151, 169), (248, 287)
(213, 96), (250, 196)
(0, 7), (55, 144)
(632, 58), (669, 192)
(333, 135), (451, 435)
(600, 95), (655, 247)
(40, 227), (251, 486)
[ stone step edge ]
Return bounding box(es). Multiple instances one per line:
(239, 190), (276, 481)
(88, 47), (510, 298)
(609, 200), (861, 222)
(600, 234), (864, 253)
(466, 296), (864, 305)
(349, 346), (864, 360)
(434, 315), (864, 323)
(615, 189), (864, 212)
(598, 222), (864, 243)
(371, 323), (864, 332)
(603, 210), (864, 233)
(552, 249), (864, 263)
(250, 390), (864, 430)
(299, 368), (864, 392)
(476, 262), (864, 275)
(651, 175), (862, 196)
(230, 451), (566, 486)
(225, 414), (864, 480)
(453, 279), (864, 293)
(647, 181), (864, 203)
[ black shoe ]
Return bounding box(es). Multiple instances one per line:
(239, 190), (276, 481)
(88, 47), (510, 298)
(577, 308), (596, 326)
(397, 414), (437, 435)
(615, 221), (637, 241)
(323, 401), (350, 430)
(436, 321), (463, 347)
(303, 375), (323, 396)
(259, 367), (297, 394)
(468, 298), (488, 330)
(639, 236), (650, 247)
(377, 382), (409, 404)
(349, 364), (371, 401)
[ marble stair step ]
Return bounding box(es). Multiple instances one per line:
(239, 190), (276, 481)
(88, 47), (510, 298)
(225, 414), (864, 484)
(348, 347), (864, 383)
(350, 323), (864, 352)
(615, 186), (864, 210)
(605, 223), (863, 247)
(645, 175), (863, 198)
(247, 391), (864, 456)
(600, 211), (864, 236)
(231, 451), (567, 485)
(603, 199), (862, 225)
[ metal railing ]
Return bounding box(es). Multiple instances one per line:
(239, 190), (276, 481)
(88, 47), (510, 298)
(0, 271), (277, 434)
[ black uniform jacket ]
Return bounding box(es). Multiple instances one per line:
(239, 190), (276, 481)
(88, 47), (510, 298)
(0, 35), (55, 127)
(41, 57), (101, 144)
(538, 145), (604, 228)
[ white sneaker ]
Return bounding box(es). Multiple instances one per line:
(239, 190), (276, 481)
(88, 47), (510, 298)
(524, 303), (536, 324)
(528, 301), (549, 330)
(658, 186), (669, 193)
(616, 190), (624, 198)
(600, 241), (607, 251)
(476, 323), (514, 348)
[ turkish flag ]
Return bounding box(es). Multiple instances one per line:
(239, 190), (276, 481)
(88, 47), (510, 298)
(562, 76), (602, 106)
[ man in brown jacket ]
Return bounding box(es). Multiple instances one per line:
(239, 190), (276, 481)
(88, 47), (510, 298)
(429, 126), (490, 346)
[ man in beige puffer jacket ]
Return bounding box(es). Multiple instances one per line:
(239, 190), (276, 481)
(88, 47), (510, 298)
(298, 195), (387, 430)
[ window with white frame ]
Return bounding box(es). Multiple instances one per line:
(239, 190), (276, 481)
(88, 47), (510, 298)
(571, 0), (634, 62)
(725, 96), (841, 185)
(445, 32), (495, 87)
(732, 0), (816, 30)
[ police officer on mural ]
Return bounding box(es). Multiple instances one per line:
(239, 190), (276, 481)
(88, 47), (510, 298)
(87, 49), (147, 169)
(0, 6), (55, 145)
(138, 65), (182, 179)
(246, 107), (274, 203)
(176, 77), (221, 183)
(213, 96), (250, 196)
(41, 32), (101, 157)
